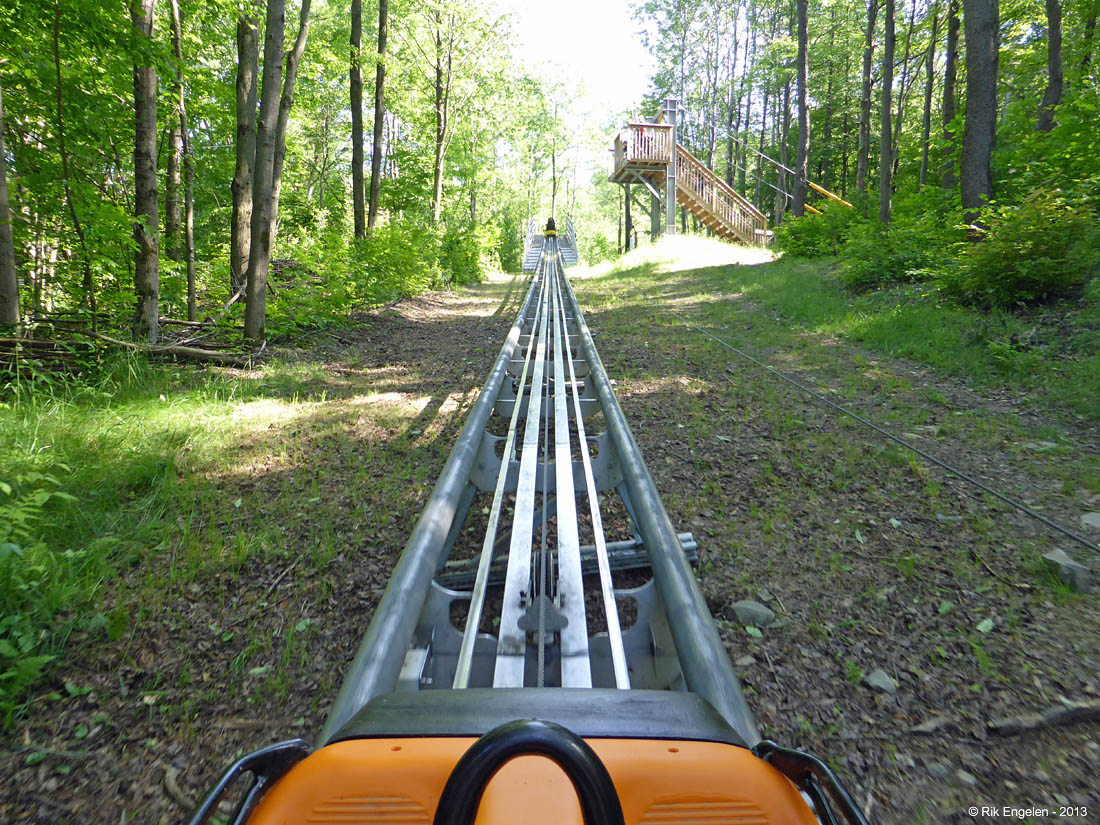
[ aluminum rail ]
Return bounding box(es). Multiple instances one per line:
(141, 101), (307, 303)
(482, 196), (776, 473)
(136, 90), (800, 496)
(560, 268), (760, 746)
(319, 235), (759, 750)
(317, 273), (541, 745)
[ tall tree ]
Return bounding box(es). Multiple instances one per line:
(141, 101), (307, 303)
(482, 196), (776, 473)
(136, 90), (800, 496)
(243, 0), (287, 342)
(941, 0), (960, 189)
(231, 17), (259, 291)
(960, 0), (999, 225)
(350, 0), (365, 238)
(52, 0), (96, 325)
(367, 0), (388, 234)
(0, 79), (18, 326)
(131, 0), (159, 343)
(792, 0), (809, 216)
(879, 0), (896, 224)
(165, 1), (184, 265)
(431, 10), (453, 224)
(1037, 0), (1063, 132)
(243, 0), (311, 342)
(173, 0), (196, 321)
(919, 5), (939, 189)
(857, 0), (878, 204)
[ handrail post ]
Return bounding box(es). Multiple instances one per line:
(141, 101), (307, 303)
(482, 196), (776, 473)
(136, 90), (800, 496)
(663, 98), (677, 236)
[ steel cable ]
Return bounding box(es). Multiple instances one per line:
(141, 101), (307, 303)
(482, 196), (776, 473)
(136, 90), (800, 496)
(667, 309), (1100, 557)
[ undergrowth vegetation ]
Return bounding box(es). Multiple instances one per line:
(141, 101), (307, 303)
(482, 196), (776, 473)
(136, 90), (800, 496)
(0, 353), (311, 725)
(776, 185), (1100, 311)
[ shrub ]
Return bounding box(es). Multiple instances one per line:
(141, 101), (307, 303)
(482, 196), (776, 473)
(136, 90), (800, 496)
(839, 197), (962, 291)
(774, 201), (862, 257)
(939, 191), (1100, 308)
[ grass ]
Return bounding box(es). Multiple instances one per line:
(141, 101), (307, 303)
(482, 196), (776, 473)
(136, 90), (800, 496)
(0, 353), (315, 722)
(587, 236), (1100, 420)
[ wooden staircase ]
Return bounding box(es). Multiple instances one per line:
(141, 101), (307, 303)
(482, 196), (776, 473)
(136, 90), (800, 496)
(610, 118), (770, 247)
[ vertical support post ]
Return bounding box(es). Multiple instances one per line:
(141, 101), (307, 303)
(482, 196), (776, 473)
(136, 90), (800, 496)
(624, 183), (633, 250)
(664, 97), (678, 236)
(650, 191), (660, 241)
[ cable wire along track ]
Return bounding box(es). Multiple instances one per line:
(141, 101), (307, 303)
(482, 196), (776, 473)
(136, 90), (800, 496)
(191, 234), (869, 825)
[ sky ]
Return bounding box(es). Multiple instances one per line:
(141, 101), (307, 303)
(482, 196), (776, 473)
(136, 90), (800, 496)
(501, 0), (655, 125)
(498, 0), (656, 178)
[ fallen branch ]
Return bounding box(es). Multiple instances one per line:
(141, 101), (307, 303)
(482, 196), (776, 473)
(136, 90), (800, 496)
(988, 699), (1100, 736)
(71, 330), (253, 366)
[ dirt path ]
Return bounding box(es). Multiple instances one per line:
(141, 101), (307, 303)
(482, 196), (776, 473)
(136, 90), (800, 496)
(2, 264), (1097, 823)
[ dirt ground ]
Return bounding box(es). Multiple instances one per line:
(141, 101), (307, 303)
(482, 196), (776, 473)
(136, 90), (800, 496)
(1, 264), (1097, 824)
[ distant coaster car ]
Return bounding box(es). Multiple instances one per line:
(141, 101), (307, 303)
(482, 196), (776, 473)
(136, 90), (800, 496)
(543, 217), (557, 238)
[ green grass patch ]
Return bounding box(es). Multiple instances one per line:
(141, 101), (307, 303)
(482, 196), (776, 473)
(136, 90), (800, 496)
(586, 237), (1100, 420)
(0, 351), (338, 724)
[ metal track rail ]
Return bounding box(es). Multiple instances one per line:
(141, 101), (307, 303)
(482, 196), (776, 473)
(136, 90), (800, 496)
(317, 238), (758, 747)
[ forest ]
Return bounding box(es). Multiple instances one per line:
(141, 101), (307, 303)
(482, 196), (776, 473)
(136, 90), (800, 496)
(633, 0), (1100, 307)
(0, 0), (590, 348)
(1, 0), (1099, 820)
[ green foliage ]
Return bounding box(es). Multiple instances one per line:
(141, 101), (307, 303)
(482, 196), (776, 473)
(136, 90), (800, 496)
(0, 472), (79, 724)
(839, 195), (963, 291)
(938, 191), (1100, 308)
(774, 202), (861, 257)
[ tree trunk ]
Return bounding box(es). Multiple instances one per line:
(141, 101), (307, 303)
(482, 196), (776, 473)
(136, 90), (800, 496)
(431, 13), (453, 225)
(182, 106), (196, 322)
(231, 17), (259, 291)
(350, 0), (365, 238)
(793, 0), (810, 217)
(165, 0), (183, 264)
(52, 0), (96, 327)
(243, 0), (287, 342)
(892, 0), (917, 179)
(243, 0), (311, 342)
(724, 8), (740, 187)
(1036, 0), (1062, 131)
(919, 7), (939, 190)
(775, 81), (790, 224)
(738, 26), (755, 194)
(367, 0), (388, 234)
(857, 0), (878, 206)
(131, 0), (159, 343)
(821, 14), (835, 187)
(879, 0), (895, 224)
(0, 81), (18, 326)
(551, 144), (558, 218)
(172, 0), (195, 321)
(269, 0), (312, 243)
(960, 0), (999, 225)
(941, 0), (960, 189)
(755, 84), (770, 209)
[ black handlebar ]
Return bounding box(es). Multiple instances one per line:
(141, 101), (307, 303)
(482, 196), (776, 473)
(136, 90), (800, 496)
(432, 719), (625, 825)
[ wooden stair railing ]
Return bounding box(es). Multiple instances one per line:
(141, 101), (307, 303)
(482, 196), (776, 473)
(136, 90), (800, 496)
(674, 144), (768, 246)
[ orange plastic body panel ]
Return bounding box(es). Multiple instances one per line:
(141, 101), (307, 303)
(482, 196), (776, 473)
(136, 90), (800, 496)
(247, 737), (818, 825)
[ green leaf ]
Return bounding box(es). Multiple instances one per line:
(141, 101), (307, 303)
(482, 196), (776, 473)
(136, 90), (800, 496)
(25, 751), (48, 766)
(938, 600), (954, 615)
(888, 518), (901, 528)
(0, 482), (12, 495)
(976, 618), (994, 633)
(74, 724), (89, 740)
(745, 626), (763, 639)
(65, 682), (92, 697)
(248, 665), (270, 676)
(854, 529), (864, 544)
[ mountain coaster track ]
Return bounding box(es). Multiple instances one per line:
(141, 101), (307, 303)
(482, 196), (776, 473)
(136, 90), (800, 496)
(191, 234), (869, 825)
